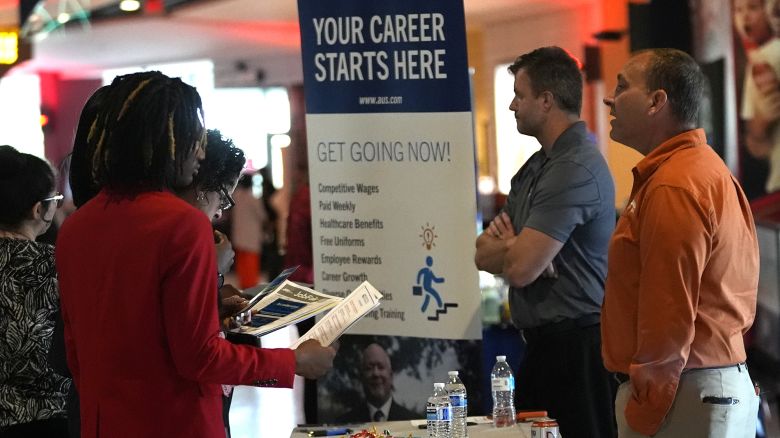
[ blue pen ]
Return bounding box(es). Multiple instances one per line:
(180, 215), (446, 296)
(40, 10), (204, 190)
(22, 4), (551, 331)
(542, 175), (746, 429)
(307, 427), (351, 437)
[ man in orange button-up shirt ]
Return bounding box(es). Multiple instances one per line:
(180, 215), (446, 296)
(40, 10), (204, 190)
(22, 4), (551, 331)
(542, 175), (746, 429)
(601, 48), (760, 437)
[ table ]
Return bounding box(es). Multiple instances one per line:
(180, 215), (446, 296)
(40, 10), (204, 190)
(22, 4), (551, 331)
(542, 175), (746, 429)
(291, 417), (537, 437)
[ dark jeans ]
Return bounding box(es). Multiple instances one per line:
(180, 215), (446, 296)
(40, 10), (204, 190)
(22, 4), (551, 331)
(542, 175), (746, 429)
(0, 417), (69, 438)
(516, 323), (617, 438)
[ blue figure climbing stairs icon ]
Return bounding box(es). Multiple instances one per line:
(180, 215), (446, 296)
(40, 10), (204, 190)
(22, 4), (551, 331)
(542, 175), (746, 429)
(413, 256), (458, 321)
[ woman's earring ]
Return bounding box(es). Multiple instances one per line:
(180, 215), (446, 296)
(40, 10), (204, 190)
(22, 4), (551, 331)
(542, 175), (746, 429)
(196, 191), (206, 201)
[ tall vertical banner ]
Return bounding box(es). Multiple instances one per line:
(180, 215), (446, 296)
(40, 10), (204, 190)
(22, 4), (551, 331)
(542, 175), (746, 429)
(298, 0), (480, 341)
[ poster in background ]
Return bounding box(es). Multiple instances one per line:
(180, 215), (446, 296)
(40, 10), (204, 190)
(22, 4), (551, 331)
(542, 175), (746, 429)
(298, 0), (481, 340)
(731, 0), (780, 200)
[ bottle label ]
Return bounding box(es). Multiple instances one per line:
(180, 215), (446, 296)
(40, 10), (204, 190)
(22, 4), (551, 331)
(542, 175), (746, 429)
(491, 376), (515, 391)
(449, 394), (466, 408)
(438, 406), (452, 421)
(427, 406), (437, 422)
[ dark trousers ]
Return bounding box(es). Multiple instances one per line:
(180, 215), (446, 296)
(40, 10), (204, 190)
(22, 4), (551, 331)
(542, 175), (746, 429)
(224, 331), (262, 438)
(0, 418), (69, 438)
(516, 323), (617, 438)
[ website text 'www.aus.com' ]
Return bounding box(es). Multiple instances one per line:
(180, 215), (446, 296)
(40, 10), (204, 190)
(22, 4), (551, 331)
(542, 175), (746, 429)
(358, 95), (403, 105)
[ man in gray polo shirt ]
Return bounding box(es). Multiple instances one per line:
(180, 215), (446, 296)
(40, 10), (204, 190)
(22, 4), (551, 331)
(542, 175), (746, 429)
(475, 46), (616, 438)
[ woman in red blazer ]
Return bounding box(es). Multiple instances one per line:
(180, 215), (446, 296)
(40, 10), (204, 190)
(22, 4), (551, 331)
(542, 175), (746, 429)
(56, 72), (335, 438)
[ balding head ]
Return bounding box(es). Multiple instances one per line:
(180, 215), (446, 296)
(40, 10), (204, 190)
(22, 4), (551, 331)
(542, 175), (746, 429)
(604, 49), (705, 154)
(640, 49), (705, 128)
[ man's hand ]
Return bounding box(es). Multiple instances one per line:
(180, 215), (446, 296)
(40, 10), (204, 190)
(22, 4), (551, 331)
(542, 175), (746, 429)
(541, 262), (558, 279)
(294, 339), (336, 379)
(475, 212), (517, 273)
(214, 230), (235, 275)
(487, 212), (516, 240)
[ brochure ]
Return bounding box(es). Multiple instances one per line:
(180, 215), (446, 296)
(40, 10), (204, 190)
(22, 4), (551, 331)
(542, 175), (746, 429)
(233, 279), (341, 337)
(233, 265), (299, 316)
(291, 281), (382, 348)
(231, 279), (383, 346)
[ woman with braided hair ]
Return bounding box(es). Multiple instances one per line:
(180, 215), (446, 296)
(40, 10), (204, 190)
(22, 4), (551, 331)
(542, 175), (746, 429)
(55, 72), (335, 438)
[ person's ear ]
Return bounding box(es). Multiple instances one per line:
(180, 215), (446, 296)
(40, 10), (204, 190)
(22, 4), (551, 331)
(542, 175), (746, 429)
(34, 200), (56, 223)
(540, 90), (555, 112)
(648, 89), (668, 116)
(28, 201), (45, 221)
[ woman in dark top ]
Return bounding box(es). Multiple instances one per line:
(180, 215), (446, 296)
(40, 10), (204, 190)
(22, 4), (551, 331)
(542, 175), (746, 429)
(0, 145), (70, 437)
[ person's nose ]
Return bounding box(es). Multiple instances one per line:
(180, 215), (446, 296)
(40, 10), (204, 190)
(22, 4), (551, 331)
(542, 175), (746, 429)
(214, 209), (223, 220)
(509, 99), (516, 112)
(603, 95), (614, 108)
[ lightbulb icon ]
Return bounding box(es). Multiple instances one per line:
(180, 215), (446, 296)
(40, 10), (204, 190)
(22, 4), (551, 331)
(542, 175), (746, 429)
(419, 223), (438, 250)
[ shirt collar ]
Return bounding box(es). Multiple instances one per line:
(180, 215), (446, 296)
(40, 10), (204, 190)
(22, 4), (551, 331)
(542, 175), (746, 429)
(632, 128), (708, 186)
(367, 396), (393, 420)
(544, 121), (589, 159)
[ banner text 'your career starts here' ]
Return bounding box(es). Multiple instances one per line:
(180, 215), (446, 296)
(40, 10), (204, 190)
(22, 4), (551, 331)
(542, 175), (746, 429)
(311, 13), (450, 82)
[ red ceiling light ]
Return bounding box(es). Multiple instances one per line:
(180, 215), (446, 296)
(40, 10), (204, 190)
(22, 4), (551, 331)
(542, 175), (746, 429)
(144, 0), (163, 15)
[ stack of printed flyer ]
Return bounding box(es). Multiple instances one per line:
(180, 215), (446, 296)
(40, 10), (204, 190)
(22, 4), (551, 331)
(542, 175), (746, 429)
(231, 268), (382, 347)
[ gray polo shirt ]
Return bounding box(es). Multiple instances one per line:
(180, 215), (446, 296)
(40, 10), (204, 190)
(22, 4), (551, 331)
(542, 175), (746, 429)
(503, 122), (615, 329)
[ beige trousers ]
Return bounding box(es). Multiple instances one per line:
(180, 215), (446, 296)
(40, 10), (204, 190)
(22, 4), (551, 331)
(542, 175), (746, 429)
(616, 363), (759, 438)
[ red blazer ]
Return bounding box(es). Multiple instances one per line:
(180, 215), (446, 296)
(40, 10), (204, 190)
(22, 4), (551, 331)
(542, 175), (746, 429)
(56, 191), (295, 438)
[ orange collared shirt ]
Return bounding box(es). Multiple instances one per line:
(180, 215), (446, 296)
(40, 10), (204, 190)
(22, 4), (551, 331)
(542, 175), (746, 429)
(601, 129), (759, 436)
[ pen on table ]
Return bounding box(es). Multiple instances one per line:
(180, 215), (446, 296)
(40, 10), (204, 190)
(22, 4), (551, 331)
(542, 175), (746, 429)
(418, 421), (477, 429)
(307, 428), (351, 436)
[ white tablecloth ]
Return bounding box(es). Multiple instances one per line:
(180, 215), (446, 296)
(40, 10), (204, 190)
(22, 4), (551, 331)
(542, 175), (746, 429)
(290, 417), (536, 437)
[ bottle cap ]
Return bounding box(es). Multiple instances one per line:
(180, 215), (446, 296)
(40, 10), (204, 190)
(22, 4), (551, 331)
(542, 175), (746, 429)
(448, 371), (459, 376)
(497, 355), (506, 361)
(434, 382), (445, 388)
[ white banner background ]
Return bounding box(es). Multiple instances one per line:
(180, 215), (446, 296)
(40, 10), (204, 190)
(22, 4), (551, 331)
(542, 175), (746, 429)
(308, 112), (481, 339)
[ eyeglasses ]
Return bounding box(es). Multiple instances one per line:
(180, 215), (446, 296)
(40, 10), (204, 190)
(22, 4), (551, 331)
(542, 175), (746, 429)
(41, 193), (64, 208)
(218, 187), (235, 212)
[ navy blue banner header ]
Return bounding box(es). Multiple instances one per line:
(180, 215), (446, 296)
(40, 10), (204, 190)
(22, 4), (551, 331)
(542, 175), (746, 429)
(297, 0), (471, 114)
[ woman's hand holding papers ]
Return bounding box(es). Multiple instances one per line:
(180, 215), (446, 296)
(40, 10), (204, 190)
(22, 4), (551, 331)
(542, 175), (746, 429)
(294, 339), (336, 379)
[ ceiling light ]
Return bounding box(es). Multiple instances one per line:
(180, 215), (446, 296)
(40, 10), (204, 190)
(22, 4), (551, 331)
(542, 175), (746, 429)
(119, 0), (141, 12)
(57, 12), (70, 24)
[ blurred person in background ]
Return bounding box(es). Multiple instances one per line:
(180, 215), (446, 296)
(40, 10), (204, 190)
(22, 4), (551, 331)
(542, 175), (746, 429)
(0, 145), (70, 437)
(733, 0), (780, 193)
(260, 166), (287, 279)
(284, 159), (317, 421)
(231, 172), (266, 289)
(285, 160), (313, 285)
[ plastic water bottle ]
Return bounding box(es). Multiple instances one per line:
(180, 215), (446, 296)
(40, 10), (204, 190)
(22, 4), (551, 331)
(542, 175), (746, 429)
(427, 383), (452, 438)
(445, 371), (468, 438)
(491, 355), (515, 428)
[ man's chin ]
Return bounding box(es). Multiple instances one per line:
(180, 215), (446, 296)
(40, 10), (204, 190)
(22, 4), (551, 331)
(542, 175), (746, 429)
(367, 392), (391, 404)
